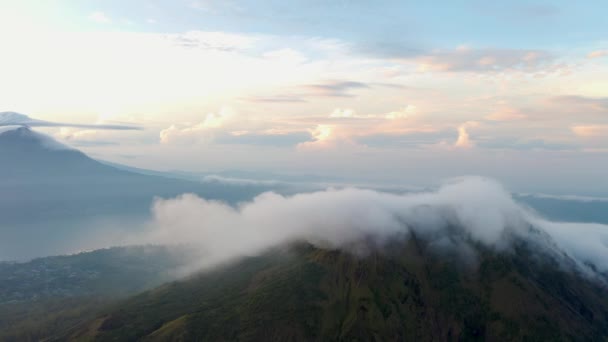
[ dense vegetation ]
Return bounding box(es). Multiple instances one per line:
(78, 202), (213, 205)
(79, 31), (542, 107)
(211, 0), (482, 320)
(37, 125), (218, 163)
(65, 237), (608, 341)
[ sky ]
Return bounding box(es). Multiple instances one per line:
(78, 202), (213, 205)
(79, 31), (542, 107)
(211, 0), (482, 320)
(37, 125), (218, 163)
(1, 0), (607, 195)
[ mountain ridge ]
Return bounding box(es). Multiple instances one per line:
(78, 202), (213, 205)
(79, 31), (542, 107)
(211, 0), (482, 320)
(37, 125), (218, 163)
(63, 234), (608, 341)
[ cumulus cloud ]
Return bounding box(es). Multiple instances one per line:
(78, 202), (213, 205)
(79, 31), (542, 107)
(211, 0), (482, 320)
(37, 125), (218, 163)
(297, 124), (338, 150)
(329, 108), (357, 118)
(454, 122), (479, 148)
(139, 177), (608, 281)
(159, 107), (236, 144)
(385, 105), (417, 120)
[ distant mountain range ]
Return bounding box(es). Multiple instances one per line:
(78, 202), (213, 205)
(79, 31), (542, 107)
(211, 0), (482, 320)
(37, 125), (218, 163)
(2, 123), (608, 260)
(0, 125), (279, 260)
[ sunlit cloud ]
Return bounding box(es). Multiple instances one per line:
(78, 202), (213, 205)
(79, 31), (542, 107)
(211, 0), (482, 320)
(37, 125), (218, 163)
(414, 47), (556, 73)
(1, 1), (607, 194)
(485, 107), (527, 121)
(159, 107), (237, 144)
(454, 122), (480, 149)
(588, 50), (608, 59)
(329, 108), (357, 118)
(572, 125), (608, 137)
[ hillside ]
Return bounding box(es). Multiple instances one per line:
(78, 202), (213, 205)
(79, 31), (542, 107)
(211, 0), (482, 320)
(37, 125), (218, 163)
(0, 245), (192, 304)
(65, 236), (608, 341)
(0, 246), (192, 341)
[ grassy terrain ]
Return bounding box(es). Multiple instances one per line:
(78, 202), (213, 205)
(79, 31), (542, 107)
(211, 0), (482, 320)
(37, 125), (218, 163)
(64, 238), (608, 341)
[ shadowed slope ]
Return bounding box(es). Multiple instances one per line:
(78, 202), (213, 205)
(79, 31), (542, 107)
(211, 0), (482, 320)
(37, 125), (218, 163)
(65, 236), (608, 341)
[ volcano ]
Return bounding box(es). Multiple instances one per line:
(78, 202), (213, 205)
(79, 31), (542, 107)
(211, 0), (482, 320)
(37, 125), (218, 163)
(64, 236), (608, 341)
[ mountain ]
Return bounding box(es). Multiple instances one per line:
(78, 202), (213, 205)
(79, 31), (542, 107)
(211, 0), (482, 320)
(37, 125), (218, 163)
(0, 112), (45, 126)
(64, 236), (608, 341)
(0, 125), (279, 260)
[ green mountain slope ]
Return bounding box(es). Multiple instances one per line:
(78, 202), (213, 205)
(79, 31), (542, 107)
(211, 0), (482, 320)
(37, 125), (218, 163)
(64, 236), (608, 341)
(0, 246), (192, 341)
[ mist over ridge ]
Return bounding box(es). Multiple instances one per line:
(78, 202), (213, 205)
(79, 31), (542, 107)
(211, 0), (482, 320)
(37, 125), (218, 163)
(140, 177), (608, 281)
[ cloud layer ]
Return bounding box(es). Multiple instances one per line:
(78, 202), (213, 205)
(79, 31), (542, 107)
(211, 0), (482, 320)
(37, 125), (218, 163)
(140, 177), (608, 281)
(0, 112), (141, 130)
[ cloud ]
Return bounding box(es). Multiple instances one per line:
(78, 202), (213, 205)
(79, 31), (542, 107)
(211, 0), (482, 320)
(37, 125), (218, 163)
(244, 95), (308, 103)
(517, 192), (608, 203)
(485, 107), (526, 121)
(159, 107), (313, 147)
(329, 108), (357, 118)
(57, 127), (99, 141)
(159, 107), (240, 144)
(572, 125), (608, 137)
(588, 50), (608, 59)
(52, 127), (123, 147)
(415, 47), (555, 73)
(169, 31), (259, 51)
(552, 96), (608, 111)
(140, 177), (608, 281)
(385, 105), (417, 120)
(287, 105), (447, 150)
(89, 11), (111, 24)
(248, 80), (373, 103)
(297, 124), (337, 150)
(0, 112), (141, 130)
(304, 80), (369, 97)
(454, 122), (479, 148)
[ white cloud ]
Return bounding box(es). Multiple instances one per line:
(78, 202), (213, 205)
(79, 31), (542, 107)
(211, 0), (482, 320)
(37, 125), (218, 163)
(160, 107), (237, 144)
(140, 177), (608, 281)
(57, 127), (98, 140)
(385, 106), (417, 120)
